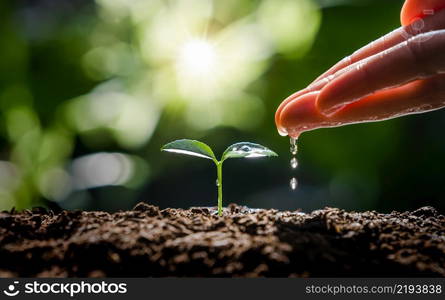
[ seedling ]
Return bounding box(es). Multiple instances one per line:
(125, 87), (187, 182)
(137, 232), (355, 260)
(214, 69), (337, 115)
(161, 139), (278, 216)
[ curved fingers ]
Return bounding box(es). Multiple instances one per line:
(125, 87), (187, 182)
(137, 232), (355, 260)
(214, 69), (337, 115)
(277, 75), (445, 138)
(311, 8), (445, 86)
(316, 29), (445, 115)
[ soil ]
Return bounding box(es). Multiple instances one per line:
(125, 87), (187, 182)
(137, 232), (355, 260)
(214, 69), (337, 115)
(0, 203), (444, 277)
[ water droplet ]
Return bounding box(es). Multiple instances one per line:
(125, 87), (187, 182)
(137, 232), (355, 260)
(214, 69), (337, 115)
(215, 179), (220, 186)
(290, 177), (298, 190)
(289, 138), (299, 191)
(278, 128), (288, 136)
(290, 157), (298, 169)
(290, 137), (298, 155)
(240, 145), (251, 152)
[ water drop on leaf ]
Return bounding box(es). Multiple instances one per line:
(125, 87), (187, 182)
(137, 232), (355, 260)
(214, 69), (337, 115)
(221, 142), (277, 161)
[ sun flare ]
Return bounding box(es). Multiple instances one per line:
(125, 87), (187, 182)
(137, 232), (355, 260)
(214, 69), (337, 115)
(177, 39), (217, 77)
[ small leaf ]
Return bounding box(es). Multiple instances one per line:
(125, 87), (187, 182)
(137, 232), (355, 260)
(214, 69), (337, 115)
(221, 142), (278, 161)
(161, 139), (217, 161)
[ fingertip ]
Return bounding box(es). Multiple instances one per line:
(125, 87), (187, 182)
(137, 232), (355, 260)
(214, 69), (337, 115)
(275, 89), (309, 134)
(279, 92), (324, 136)
(275, 104), (287, 135)
(315, 85), (345, 117)
(315, 62), (371, 116)
(401, 0), (411, 26)
(401, 0), (445, 26)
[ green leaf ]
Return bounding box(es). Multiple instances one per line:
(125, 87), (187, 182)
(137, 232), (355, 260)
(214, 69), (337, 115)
(161, 139), (217, 161)
(221, 142), (278, 161)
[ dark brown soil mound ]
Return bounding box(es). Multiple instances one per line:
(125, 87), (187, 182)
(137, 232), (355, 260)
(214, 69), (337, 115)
(0, 203), (444, 277)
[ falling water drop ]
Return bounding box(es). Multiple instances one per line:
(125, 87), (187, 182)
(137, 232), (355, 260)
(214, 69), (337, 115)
(290, 157), (298, 169)
(290, 137), (298, 155)
(289, 137), (299, 191)
(290, 177), (298, 190)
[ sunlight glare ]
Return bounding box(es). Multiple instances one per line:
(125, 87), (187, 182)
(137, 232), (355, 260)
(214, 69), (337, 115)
(177, 39), (217, 76)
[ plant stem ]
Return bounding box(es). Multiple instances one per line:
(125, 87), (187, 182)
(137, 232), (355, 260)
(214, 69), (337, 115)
(216, 161), (223, 216)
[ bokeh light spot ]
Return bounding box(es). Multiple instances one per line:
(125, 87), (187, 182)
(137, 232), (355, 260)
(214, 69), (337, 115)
(177, 39), (217, 77)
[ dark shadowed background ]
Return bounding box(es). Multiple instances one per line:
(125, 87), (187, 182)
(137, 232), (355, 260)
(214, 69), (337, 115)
(0, 0), (443, 213)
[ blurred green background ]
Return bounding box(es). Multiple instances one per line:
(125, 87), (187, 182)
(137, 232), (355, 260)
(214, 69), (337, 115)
(1, 0), (444, 213)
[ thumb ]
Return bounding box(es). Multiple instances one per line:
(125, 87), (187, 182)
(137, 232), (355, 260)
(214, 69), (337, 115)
(401, 0), (445, 26)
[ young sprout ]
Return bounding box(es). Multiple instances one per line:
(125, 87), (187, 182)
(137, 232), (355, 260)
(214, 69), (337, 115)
(161, 139), (278, 216)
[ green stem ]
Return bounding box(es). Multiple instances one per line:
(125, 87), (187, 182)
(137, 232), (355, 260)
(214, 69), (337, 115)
(216, 161), (223, 216)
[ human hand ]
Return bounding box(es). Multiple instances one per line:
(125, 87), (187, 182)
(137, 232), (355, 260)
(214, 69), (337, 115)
(275, 0), (445, 138)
